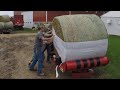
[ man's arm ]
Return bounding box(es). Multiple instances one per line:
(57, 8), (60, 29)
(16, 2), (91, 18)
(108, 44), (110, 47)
(42, 36), (54, 44)
(38, 32), (43, 39)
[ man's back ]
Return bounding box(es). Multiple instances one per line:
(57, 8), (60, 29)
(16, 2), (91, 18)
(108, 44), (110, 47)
(34, 31), (43, 49)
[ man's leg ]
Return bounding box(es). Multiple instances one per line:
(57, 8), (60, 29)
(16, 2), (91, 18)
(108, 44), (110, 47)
(29, 48), (37, 70)
(37, 47), (44, 76)
(51, 43), (54, 52)
(41, 45), (46, 64)
(46, 44), (51, 63)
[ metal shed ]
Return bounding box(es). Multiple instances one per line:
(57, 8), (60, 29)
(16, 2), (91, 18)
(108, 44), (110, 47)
(101, 11), (120, 36)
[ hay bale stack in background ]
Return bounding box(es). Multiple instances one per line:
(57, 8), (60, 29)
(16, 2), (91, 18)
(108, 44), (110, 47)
(4, 21), (13, 29)
(32, 22), (52, 31)
(52, 14), (108, 42)
(0, 15), (10, 22)
(0, 15), (13, 31)
(52, 14), (108, 62)
(0, 22), (4, 29)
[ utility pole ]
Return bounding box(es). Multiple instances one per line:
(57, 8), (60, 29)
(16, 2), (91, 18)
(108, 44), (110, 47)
(46, 11), (48, 23)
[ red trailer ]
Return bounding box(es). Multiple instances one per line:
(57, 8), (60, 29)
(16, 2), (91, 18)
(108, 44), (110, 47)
(10, 15), (24, 30)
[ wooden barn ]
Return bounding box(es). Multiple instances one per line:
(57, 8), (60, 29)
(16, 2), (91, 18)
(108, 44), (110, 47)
(14, 11), (108, 28)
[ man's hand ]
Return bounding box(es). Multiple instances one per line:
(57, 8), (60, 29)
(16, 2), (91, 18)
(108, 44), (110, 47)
(53, 55), (56, 62)
(44, 33), (53, 38)
(42, 35), (54, 44)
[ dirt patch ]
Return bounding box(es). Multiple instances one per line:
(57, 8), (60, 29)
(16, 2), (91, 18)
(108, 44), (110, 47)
(0, 33), (74, 79)
(0, 33), (103, 79)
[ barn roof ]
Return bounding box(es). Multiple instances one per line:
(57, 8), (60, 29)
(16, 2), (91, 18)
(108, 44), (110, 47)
(101, 11), (120, 18)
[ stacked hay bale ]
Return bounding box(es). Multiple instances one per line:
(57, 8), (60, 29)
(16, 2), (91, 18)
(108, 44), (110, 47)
(32, 22), (52, 31)
(41, 23), (54, 62)
(33, 22), (41, 30)
(0, 22), (4, 29)
(0, 15), (13, 30)
(4, 21), (13, 29)
(52, 14), (108, 63)
(0, 15), (10, 22)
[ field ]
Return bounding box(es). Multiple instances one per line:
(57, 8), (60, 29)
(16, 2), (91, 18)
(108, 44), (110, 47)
(0, 28), (120, 79)
(94, 35), (120, 79)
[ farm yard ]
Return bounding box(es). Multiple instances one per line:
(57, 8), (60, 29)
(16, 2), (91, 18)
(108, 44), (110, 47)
(0, 11), (120, 79)
(0, 28), (120, 79)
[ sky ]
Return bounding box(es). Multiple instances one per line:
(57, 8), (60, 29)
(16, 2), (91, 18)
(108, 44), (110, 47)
(0, 11), (13, 16)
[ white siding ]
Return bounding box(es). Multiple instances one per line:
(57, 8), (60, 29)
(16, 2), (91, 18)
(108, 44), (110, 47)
(101, 11), (120, 18)
(21, 11), (33, 28)
(101, 17), (120, 36)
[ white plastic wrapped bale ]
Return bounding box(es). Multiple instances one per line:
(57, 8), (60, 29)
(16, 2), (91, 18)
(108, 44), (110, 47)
(52, 14), (108, 63)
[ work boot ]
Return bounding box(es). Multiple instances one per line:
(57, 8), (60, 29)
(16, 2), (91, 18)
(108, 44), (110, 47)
(28, 65), (37, 71)
(28, 63), (37, 71)
(37, 72), (45, 76)
(28, 60), (33, 66)
(29, 68), (37, 71)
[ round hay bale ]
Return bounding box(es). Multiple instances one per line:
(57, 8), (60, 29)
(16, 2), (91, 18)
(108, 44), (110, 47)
(52, 14), (108, 42)
(4, 21), (13, 29)
(0, 22), (4, 29)
(0, 15), (10, 22)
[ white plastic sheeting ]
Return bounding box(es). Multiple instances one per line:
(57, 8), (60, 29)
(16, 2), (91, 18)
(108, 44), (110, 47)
(52, 28), (108, 63)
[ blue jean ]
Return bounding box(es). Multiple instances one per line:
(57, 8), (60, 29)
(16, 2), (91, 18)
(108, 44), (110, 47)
(43, 44), (51, 61)
(29, 47), (43, 75)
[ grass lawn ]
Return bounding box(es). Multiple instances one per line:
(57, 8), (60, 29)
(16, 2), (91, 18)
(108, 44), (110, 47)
(95, 35), (120, 79)
(14, 28), (38, 33)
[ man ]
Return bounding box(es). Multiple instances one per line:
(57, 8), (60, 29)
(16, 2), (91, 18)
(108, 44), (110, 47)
(43, 43), (52, 63)
(29, 27), (45, 76)
(42, 28), (53, 63)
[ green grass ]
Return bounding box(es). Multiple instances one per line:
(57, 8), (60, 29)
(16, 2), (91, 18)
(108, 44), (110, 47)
(14, 28), (38, 33)
(95, 35), (120, 79)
